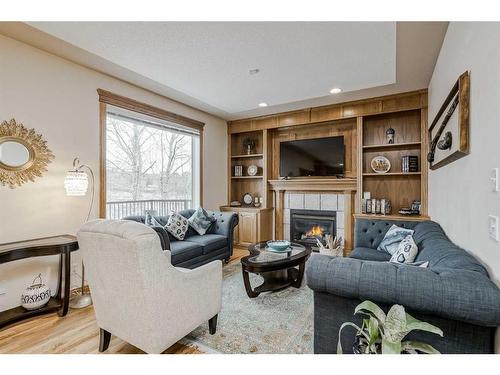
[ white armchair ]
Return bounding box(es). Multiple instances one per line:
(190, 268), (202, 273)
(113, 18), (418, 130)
(77, 219), (222, 354)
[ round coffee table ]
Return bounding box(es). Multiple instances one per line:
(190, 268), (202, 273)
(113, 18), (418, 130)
(240, 241), (312, 298)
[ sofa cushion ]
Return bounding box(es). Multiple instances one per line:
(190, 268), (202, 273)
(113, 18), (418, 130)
(188, 207), (217, 235)
(169, 241), (203, 264)
(354, 219), (420, 249)
(185, 234), (227, 254)
(390, 235), (418, 264)
(377, 224), (414, 255)
(413, 221), (488, 275)
(349, 247), (391, 262)
(165, 212), (189, 240)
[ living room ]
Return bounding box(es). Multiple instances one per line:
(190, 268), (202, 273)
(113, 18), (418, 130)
(1, 1), (499, 372)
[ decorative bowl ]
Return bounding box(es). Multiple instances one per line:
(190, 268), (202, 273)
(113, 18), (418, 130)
(266, 240), (291, 252)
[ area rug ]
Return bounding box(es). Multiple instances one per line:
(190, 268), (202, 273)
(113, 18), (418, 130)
(182, 260), (314, 354)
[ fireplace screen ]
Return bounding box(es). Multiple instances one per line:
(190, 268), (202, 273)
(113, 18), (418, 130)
(290, 209), (336, 246)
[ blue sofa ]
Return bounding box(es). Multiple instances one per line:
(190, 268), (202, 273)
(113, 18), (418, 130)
(124, 209), (238, 269)
(306, 218), (500, 354)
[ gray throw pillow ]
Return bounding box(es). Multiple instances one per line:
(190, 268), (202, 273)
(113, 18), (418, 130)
(165, 212), (189, 240)
(188, 207), (216, 235)
(377, 224), (414, 255)
(145, 211), (162, 227)
(390, 235), (418, 264)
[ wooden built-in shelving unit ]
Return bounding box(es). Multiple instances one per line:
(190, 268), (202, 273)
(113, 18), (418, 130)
(226, 90), (430, 249)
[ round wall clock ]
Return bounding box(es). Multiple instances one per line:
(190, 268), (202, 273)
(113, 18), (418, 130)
(247, 164), (258, 176)
(243, 192), (253, 205)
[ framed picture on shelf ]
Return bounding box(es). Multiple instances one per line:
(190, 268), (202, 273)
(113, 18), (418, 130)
(427, 71), (470, 170)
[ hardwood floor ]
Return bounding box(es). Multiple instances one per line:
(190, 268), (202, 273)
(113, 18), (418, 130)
(0, 247), (248, 354)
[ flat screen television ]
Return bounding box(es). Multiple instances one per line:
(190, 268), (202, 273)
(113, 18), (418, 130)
(279, 136), (345, 177)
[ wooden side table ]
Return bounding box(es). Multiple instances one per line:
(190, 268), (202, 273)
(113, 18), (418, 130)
(0, 235), (79, 329)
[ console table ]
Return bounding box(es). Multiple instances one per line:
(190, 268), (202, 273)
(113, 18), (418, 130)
(0, 235), (79, 329)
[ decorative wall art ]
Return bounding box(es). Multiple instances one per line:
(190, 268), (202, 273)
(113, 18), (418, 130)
(0, 119), (54, 188)
(427, 71), (470, 170)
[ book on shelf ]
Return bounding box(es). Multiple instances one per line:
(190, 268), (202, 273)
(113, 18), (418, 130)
(401, 155), (418, 173)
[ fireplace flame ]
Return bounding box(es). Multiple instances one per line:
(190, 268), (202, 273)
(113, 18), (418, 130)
(306, 225), (324, 237)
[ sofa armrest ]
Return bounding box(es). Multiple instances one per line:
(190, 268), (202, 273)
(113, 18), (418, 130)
(208, 211), (239, 242)
(306, 254), (500, 327)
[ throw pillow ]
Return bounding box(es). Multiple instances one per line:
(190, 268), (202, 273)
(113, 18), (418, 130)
(390, 235), (418, 264)
(165, 212), (189, 240)
(145, 211), (162, 227)
(377, 224), (414, 255)
(188, 207), (216, 235)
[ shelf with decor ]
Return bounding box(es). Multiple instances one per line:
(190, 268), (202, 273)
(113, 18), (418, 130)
(363, 172), (421, 177)
(231, 176), (264, 179)
(354, 213), (430, 222)
(231, 153), (264, 159)
(227, 128), (272, 245)
(362, 141), (421, 151)
(359, 109), (427, 216)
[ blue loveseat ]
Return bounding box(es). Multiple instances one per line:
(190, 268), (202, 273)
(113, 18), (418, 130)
(306, 218), (500, 354)
(124, 209), (238, 269)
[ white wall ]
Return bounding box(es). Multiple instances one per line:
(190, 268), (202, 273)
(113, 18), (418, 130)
(428, 22), (500, 286)
(428, 22), (500, 353)
(0, 34), (227, 311)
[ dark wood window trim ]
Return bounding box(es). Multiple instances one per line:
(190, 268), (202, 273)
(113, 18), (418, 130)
(98, 89), (204, 218)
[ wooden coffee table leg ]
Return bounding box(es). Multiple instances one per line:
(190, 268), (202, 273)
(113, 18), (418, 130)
(291, 262), (306, 288)
(242, 269), (260, 298)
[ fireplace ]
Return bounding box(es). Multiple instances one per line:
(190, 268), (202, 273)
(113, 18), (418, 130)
(290, 209), (336, 247)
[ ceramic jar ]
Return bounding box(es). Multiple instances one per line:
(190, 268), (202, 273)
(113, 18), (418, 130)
(21, 273), (51, 310)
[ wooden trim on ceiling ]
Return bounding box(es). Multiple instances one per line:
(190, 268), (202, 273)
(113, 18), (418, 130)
(97, 89), (205, 132)
(227, 89), (428, 134)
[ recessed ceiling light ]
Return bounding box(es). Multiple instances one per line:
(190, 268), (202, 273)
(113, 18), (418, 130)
(330, 87), (342, 94)
(258, 102), (268, 107)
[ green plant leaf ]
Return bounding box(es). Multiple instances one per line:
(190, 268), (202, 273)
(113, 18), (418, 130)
(405, 313), (444, 337)
(355, 300), (386, 325)
(337, 322), (369, 354)
(382, 337), (401, 354)
(367, 317), (379, 345)
(383, 304), (407, 342)
(402, 341), (441, 354)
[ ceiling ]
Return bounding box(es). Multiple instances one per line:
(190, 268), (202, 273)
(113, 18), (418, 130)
(0, 22), (448, 120)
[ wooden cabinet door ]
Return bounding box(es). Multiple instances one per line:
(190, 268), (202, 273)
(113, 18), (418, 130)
(238, 212), (257, 245)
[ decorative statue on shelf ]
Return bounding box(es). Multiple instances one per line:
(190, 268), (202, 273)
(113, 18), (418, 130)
(385, 127), (395, 144)
(243, 137), (255, 155)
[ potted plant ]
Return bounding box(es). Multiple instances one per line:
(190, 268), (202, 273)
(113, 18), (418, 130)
(337, 300), (444, 354)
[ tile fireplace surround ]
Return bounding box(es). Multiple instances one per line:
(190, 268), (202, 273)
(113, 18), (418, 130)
(283, 192), (345, 244)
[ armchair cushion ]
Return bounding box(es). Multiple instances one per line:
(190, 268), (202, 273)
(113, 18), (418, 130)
(169, 241), (203, 264)
(185, 234), (227, 254)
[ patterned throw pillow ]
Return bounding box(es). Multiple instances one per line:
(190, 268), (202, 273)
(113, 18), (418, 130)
(390, 235), (418, 264)
(165, 212), (189, 240)
(188, 207), (216, 235)
(377, 224), (414, 255)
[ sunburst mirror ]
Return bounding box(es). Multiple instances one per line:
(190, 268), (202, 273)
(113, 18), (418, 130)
(0, 119), (54, 188)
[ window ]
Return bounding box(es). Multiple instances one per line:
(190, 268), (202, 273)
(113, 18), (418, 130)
(98, 90), (203, 219)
